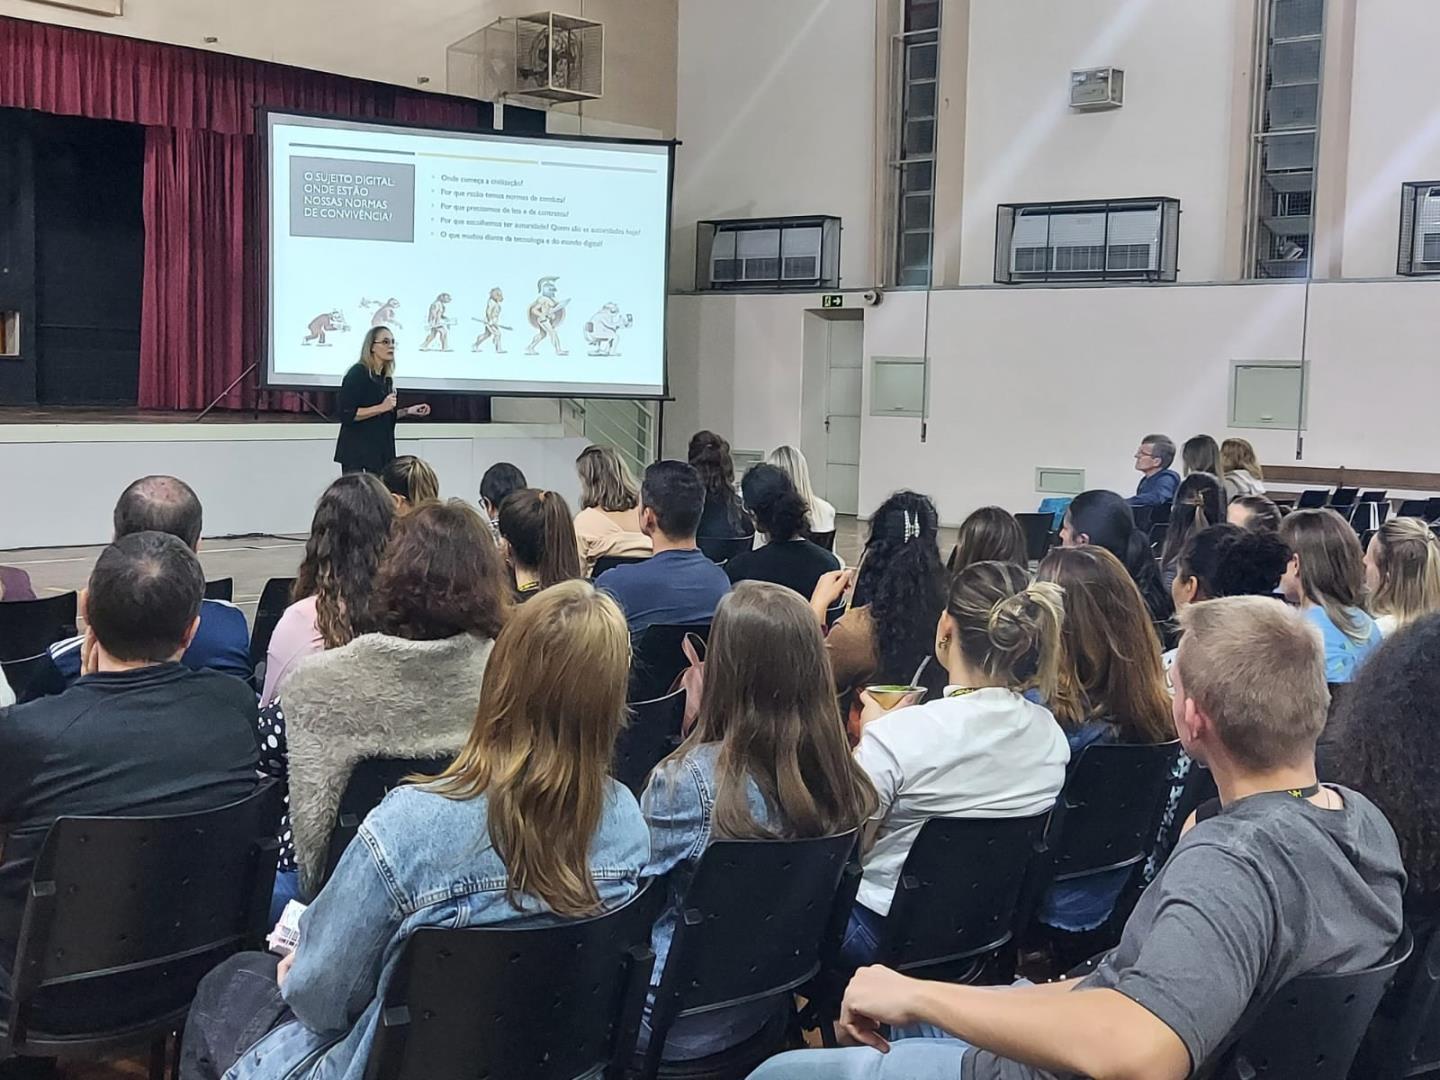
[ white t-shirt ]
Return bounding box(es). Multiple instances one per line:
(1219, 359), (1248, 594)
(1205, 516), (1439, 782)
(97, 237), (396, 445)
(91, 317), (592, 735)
(853, 686), (1069, 915)
(809, 496), (837, 534)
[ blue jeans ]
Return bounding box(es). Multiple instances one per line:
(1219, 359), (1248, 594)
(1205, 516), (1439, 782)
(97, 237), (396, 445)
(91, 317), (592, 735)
(268, 868), (302, 927)
(840, 903), (887, 971)
(749, 1030), (970, 1078)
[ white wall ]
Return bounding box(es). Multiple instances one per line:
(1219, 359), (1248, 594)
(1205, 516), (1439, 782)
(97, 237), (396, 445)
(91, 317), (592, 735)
(671, 0), (877, 290)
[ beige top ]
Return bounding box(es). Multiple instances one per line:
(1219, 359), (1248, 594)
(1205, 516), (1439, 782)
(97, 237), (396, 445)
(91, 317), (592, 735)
(826, 604), (880, 694)
(574, 505), (653, 574)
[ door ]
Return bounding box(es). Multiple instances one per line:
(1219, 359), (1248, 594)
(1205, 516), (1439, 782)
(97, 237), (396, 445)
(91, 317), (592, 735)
(824, 316), (863, 516)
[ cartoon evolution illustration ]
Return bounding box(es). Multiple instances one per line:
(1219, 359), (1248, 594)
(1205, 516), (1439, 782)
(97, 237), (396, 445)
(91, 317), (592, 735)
(420, 293), (456, 352)
(471, 288), (510, 354)
(301, 309), (350, 346)
(359, 297), (402, 329)
(584, 303), (633, 357)
(525, 276), (570, 356)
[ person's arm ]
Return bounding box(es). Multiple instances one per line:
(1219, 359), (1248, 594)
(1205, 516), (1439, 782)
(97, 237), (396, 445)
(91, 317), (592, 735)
(810, 569), (855, 626)
(639, 758), (708, 876)
(336, 366), (394, 424)
(255, 698), (289, 781)
(852, 727), (903, 825)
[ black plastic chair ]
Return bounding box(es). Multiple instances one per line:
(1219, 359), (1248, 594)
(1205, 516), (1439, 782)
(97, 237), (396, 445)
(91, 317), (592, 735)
(1351, 925), (1440, 1079)
(1204, 930), (1412, 1080)
(1427, 496), (1440, 522)
(1, 652), (66, 704)
(595, 553), (652, 577)
(1131, 505), (1154, 533)
(0, 781), (284, 1079)
(1397, 499), (1430, 519)
(809, 529), (837, 553)
(1359, 489), (1389, 503)
(630, 622), (710, 704)
(697, 536), (753, 565)
(1149, 502), (1171, 526)
(1149, 521), (1169, 553)
(614, 688), (686, 796)
(1330, 486), (1360, 508)
(1016, 513), (1056, 562)
(641, 832), (858, 1079)
(1298, 489), (1330, 509)
(319, 756), (454, 890)
(0, 591), (78, 662)
(362, 881), (662, 1080)
(203, 577), (234, 602)
(249, 576), (296, 669)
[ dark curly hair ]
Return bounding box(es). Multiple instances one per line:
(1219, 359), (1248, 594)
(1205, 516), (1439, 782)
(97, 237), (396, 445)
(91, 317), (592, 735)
(367, 499), (510, 641)
(741, 464), (808, 542)
(853, 491), (947, 691)
(1327, 612), (1440, 898)
(1175, 524), (1290, 600)
(293, 473), (395, 648)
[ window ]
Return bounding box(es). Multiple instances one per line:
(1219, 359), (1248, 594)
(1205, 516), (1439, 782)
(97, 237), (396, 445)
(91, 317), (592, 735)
(694, 216), (841, 291)
(1398, 181), (1440, 275)
(993, 198), (1181, 284)
(889, 0), (940, 287)
(1246, 0), (1324, 278)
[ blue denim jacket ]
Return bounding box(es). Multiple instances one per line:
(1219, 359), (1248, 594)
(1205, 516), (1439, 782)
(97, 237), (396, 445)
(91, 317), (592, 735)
(227, 780), (648, 1080)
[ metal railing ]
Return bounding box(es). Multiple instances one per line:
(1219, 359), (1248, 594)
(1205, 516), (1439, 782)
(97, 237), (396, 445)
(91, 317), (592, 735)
(563, 398), (658, 481)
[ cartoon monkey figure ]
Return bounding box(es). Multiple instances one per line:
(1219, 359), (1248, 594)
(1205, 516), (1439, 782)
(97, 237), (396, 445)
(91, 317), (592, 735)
(420, 293), (455, 351)
(359, 297), (402, 329)
(302, 309), (348, 346)
(525, 277), (570, 356)
(472, 288), (508, 354)
(584, 303), (633, 357)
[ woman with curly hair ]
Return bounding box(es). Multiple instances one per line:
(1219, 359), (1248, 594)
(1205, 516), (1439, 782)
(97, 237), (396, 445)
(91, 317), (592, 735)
(724, 464), (839, 597)
(688, 429), (754, 541)
(260, 474), (396, 706)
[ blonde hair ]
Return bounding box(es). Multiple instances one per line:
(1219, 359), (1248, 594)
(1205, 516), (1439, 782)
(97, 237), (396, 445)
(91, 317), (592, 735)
(1176, 596), (1328, 769)
(380, 455), (439, 509)
(1371, 517), (1440, 629)
(575, 445), (640, 513)
(1280, 509), (1371, 644)
(1220, 438), (1264, 481)
(359, 325), (396, 378)
(423, 581), (630, 916)
(946, 561), (1065, 702)
(767, 445), (818, 524)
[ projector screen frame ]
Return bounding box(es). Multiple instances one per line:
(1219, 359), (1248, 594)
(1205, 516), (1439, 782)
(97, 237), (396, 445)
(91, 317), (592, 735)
(258, 106), (677, 402)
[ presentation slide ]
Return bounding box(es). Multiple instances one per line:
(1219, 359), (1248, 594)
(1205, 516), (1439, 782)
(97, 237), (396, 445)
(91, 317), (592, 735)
(264, 112), (672, 398)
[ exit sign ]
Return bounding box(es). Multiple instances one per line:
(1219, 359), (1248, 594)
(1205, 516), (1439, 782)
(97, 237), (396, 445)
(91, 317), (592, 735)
(821, 294), (844, 308)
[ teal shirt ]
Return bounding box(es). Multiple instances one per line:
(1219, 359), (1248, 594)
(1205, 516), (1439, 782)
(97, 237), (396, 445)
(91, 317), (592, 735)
(1304, 604), (1382, 683)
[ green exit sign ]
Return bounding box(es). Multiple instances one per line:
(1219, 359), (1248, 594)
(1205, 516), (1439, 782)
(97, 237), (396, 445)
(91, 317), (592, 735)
(821, 294), (844, 309)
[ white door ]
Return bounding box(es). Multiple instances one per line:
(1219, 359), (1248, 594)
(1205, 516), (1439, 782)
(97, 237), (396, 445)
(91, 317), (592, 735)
(824, 317), (863, 516)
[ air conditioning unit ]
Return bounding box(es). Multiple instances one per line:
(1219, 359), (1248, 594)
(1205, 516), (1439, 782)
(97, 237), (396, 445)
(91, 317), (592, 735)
(1070, 67), (1124, 110)
(696, 217), (842, 291)
(448, 12), (603, 105)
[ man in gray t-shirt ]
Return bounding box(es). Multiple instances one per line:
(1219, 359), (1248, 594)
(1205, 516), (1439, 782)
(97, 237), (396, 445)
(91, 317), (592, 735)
(751, 597), (1406, 1080)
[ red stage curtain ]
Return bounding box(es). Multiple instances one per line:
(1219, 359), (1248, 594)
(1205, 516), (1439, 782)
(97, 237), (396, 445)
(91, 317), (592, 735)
(0, 16), (492, 418)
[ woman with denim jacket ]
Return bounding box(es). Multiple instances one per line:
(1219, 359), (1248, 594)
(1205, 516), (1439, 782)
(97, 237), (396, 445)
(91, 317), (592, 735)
(639, 581), (877, 1061)
(180, 581), (648, 1080)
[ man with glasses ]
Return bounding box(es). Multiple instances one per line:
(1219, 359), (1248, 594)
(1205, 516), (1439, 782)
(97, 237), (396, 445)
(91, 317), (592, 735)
(1128, 433), (1179, 509)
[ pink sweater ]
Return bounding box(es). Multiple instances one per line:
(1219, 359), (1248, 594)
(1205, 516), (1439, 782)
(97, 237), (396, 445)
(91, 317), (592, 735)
(260, 594), (325, 706)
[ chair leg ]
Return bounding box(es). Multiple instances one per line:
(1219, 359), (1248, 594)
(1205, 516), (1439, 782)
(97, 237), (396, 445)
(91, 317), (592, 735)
(170, 1022), (186, 1080)
(149, 1036), (168, 1080)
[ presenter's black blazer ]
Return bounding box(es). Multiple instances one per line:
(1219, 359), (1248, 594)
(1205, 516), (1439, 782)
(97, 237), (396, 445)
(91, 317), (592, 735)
(334, 362), (396, 473)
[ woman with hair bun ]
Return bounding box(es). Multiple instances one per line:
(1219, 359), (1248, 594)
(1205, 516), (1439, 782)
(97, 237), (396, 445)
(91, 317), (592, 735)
(723, 464), (839, 597)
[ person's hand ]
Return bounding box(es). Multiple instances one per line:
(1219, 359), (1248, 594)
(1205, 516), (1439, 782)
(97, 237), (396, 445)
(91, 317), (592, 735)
(401, 402), (431, 419)
(276, 951), (296, 987)
(382, 392), (398, 413)
(811, 568), (855, 611)
(836, 965), (926, 1051)
(856, 690), (889, 729)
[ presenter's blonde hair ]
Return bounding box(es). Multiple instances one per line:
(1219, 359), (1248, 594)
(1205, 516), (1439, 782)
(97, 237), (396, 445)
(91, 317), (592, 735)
(360, 326), (396, 378)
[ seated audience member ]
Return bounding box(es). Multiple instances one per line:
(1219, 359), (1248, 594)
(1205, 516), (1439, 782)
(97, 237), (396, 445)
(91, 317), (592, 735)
(573, 444), (652, 573)
(497, 488), (584, 601)
(1127, 433), (1180, 509)
(46, 476), (251, 686)
(1171, 524), (1290, 613)
(180, 581), (647, 1080)
(1279, 508), (1383, 682)
(842, 561), (1069, 968)
(1158, 471), (1224, 592)
(1364, 517), (1440, 636)
(689, 430), (755, 541)
(768, 444), (836, 534)
(639, 582), (876, 1061)
(724, 464), (840, 597)
(753, 596), (1405, 1080)
(0, 533), (258, 990)
(1221, 437), (1267, 499)
(1061, 489), (1173, 623)
(260, 474), (395, 707)
(261, 500), (509, 903)
(946, 505), (1028, 573)
(1034, 546), (1174, 932)
(810, 492), (948, 727)
(378, 454), (439, 513)
(1228, 492), (1282, 531)
(478, 460), (527, 528)
(1181, 434), (1221, 477)
(595, 461), (731, 633)
(0, 566), (36, 602)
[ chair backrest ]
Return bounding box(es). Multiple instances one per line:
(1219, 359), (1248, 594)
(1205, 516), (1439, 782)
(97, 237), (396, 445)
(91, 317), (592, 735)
(1397, 498), (1430, 519)
(1, 652), (66, 705)
(594, 553), (651, 577)
(1130, 505), (1153, 533)
(1149, 521), (1169, 553)
(809, 529), (837, 553)
(613, 688), (685, 796)
(1427, 496), (1440, 522)
(249, 576), (296, 668)
(644, 832), (857, 1075)
(1330, 486), (1359, 507)
(204, 577), (234, 602)
(1015, 513), (1056, 562)
(1205, 931), (1413, 1080)
(696, 535), (753, 564)
(1150, 501), (1172, 526)
(1298, 489), (1330, 509)
(1381, 924), (1440, 1079)
(1045, 741), (1181, 882)
(879, 813), (1049, 978)
(321, 756), (454, 889)
(629, 622), (710, 703)
(0, 592), (78, 662)
(7, 781), (283, 1044)
(363, 882), (662, 1080)
(1359, 489), (1389, 503)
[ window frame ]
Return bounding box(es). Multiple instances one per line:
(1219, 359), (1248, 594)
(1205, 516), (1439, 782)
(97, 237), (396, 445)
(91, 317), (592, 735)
(1397, 181), (1440, 276)
(993, 197), (1181, 284)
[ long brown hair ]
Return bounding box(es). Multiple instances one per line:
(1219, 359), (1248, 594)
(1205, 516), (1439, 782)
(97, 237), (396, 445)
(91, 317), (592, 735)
(1037, 546), (1174, 742)
(576, 445), (640, 512)
(498, 489), (584, 589)
(667, 581), (877, 839)
(948, 506), (1028, 572)
(1220, 437), (1264, 480)
(1280, 508), (1371, 644)
(293, 474), (395, 648)
(1370, 517), (1440, 629)
(359, 325), (395, 378)
(424, 581), (630, 915)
